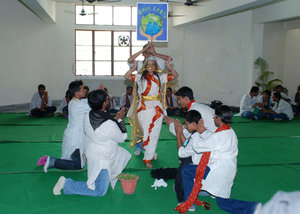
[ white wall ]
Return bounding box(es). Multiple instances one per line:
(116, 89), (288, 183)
(178, 11), (254, 106)
(1, 0), (300, 107)
(284, 29), (300, 97)
(0, 0), (56, 106)
(252, 0), (300, 97)
(262, 22), (286, 81)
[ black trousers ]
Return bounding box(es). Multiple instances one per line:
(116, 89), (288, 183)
(54, 149), (82, 170)
(31, 106), (57, 117)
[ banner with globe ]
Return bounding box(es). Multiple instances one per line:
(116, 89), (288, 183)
(137, 3), (168, 42)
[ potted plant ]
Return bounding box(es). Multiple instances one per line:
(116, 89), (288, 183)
(118, 173), (139, 195)
(254, 57), (282, 93)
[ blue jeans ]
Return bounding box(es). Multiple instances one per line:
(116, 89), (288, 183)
(253, 110), (266, 120)
(63, 169), (109, 197)
(53, 149), (82, 170)
(181, 164), (210, 201)
(266, 113), (289, 120)
(216, 197), (260, 214)
(241, 111), (254, 119)
(135, 141), (143, 152)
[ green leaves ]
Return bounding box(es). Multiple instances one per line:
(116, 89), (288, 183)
(254, 57), (282, 92)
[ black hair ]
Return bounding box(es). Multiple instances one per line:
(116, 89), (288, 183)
(250, 86), (259, 93)
(175, 86), (194, 100)
(184, 110), (202, 124)
(275, 85), (283, 90)
(273, 92), (281, 100)
(88, 90), (107, 110)
(84, 86), (89, 90)
(167, 87), (172, 92)
(263, 90), (271, 97)
(38, 84), (46, 90)
(68, 80), (83, 97)
(215, 105), (233, 124)
(141, 60), (160, 82)
(65, 90), (71, 97)
(126, 86), (133, 90)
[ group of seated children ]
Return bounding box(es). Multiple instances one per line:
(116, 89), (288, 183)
(239, 84), (297, 120)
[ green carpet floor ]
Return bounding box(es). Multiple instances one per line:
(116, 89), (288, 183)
(0, 113), (300, 214)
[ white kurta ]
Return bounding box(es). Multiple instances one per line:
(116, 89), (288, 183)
(272, 99), (294, 120)
(119, 92), (132, 108)
(29, 92), (53, 113)
(169, 102), (217, 136)
(134, 73), (171, 161)
(178, 130), (213, 165)
(193, 128), (238, 198)
(61, 98), (90, 168)
(84, 116), (131, 190)
(239, 94), (258, 114)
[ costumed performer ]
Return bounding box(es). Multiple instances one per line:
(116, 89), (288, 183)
(124, 57), (178, 168)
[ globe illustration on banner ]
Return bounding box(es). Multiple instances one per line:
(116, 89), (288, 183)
(141, 13), (163, 36)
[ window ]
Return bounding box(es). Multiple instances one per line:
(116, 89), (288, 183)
(75, 6), (146, 76)
(75, 5), (137, 26)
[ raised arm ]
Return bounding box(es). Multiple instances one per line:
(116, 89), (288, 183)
(127, 43), (152, 64)
(149, 43), (172, 62)
(165, 58), (178, 79)
(124, 61), (138, 81)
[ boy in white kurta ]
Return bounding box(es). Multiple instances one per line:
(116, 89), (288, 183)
(43, 80), (90, 172)
(29, 84), (56, 117)
(176, 105), (261, 214)
(52, 89), (131, 196)
(238, 86), (260, 119)
(263, 92), (294, 120)
(125, 57), (178, 168)
(165, 86), (217, 136)
(173, 110), (213, 203)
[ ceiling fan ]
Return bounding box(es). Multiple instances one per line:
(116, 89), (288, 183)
(160, 0), (202, 6)
(78, 0), (120, 16)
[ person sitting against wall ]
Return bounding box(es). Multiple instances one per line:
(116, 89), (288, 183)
(238, 86), (259, 119)
(29, 84), (57, 117)
(119, 86), (133, 111)
(262, 92), (294, 120)
(166, 87), (180, 116)
(251, 90), (272, 120)
(274, 84), (291, 103)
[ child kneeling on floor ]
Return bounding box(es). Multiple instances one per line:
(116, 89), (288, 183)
(176, 105), (262, 213)
(53, 89), (131, 196)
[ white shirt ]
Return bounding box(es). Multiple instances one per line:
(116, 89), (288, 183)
(178, 130), (212, 165)
(29, 92), (53, 113)
(272, 99), (294, 120)
(119, 92), (132, 108)
(193, 128), (238, 198)
(169, 102), (217, 136)
(85, 116), (131, 190)
(61, 98), (90, 168)
(239, 94), (258, 114)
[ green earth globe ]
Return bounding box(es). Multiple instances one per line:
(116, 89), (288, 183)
(141, 13), (163, 36)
